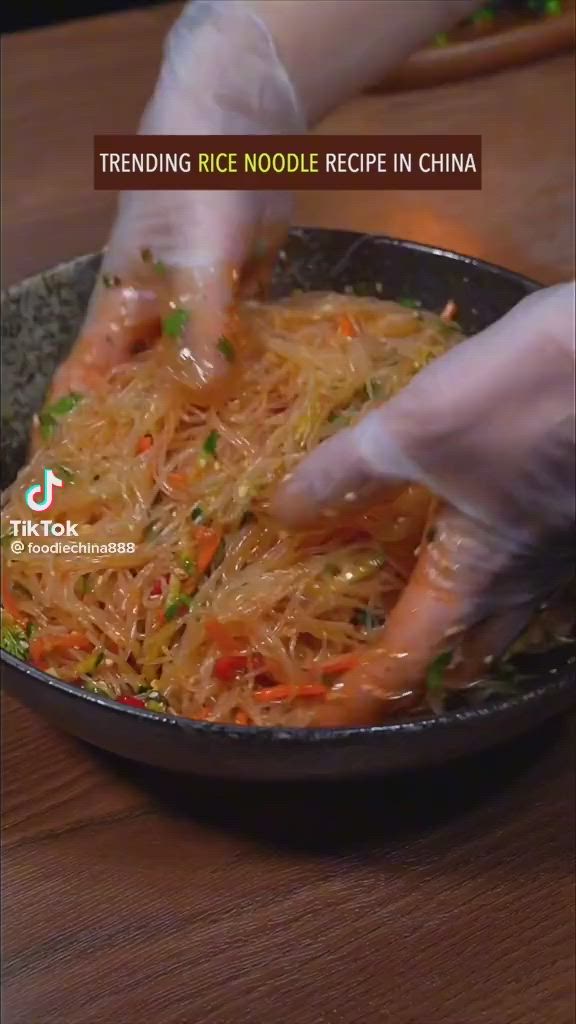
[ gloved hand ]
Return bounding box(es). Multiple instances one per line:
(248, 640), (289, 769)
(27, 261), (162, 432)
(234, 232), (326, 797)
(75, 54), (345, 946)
(51, 0), (303, 402)
(274, 282), (576, 726)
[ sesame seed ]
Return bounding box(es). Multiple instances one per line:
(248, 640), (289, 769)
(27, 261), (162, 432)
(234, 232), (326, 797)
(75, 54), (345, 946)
(344, 491), (357, 502)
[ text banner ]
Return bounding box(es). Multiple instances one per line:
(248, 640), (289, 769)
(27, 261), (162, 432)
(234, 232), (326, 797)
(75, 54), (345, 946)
(94, 134), (482, 191)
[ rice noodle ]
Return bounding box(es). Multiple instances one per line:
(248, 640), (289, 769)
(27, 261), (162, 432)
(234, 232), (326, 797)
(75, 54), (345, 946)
(1, 292), (462, 725)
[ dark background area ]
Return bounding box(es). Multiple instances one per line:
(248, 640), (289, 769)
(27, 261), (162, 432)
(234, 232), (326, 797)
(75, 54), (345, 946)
(2, 0), (171, 35)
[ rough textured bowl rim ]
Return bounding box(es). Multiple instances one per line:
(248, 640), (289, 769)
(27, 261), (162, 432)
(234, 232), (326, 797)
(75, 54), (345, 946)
(1, 234), (542, 300)
(0, 646), (573, 745)
(3, 233), (572, 747)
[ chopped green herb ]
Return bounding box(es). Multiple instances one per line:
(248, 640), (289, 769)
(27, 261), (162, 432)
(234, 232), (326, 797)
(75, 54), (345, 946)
(137, 683), (154, 695)
(165, 593), (193, 621)
(39, 393), (83, 441)
(434, 32), (449, 46)
(163, 308), (190, 339)
(102, 273), (121, 288)
(180, 555), (196, 576)
(164, 578), (194, 621)
(145, 699), (167, 713)
(79, 650), (105, 676)
(153, 260), (167, 276)
(0, 620), (29, 659)
(202, 430), (219, 459)
(398, 297), (422, 309)
(1, 530), (14, 548)
(545, 0), (562, 13)
(84, 679), (112, 698)
(191, 506), (205, 524)
(426, 650), (453, 694)
(54, 464), (75, 484)
(217, 336), (236, 363)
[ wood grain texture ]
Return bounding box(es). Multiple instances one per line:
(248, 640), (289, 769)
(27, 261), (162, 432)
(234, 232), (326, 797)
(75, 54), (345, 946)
(1, 7), (575, 1024)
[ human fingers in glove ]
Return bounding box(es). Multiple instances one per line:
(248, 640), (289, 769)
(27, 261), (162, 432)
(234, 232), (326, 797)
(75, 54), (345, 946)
(273, 282), (576, 726)
(51, 0), (479, 402)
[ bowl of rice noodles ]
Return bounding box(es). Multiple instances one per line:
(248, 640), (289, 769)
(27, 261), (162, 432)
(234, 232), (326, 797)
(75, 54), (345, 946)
(1, 230), (574, 779)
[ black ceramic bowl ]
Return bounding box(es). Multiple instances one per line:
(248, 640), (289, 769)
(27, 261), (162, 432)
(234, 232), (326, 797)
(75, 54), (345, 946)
(1, 230), (574, 780)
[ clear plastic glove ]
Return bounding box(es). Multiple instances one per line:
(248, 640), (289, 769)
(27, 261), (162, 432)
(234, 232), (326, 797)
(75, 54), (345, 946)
(51, 0), (303, 402)
(274, 282), (576, 726)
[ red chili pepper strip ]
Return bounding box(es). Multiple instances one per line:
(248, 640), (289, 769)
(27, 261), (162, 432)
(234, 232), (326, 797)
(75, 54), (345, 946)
(150, 574), (169, 598)
(117, 695), (146, 708)
(214, 655), (249, 681)
(214, 653), (265, 682)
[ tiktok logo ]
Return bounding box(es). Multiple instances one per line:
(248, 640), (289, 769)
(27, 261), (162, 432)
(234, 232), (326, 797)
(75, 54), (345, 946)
(24, 468), (64, 512)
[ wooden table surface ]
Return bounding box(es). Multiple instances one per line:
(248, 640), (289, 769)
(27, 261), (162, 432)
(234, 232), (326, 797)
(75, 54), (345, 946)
(1, 8), (575, 1024)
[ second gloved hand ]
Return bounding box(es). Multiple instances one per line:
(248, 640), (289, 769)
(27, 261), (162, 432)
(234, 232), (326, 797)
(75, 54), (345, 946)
(274, 283), (576, 725)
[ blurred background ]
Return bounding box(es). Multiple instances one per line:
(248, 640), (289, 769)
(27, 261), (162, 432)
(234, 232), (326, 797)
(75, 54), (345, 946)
(2, 0), (170, 35)
(2, 0), (573, 287)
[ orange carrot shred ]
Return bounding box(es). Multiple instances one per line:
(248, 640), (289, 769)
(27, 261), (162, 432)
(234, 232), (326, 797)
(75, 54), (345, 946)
(254, 683), (327, 704)
(30, 631), (93, 669)
(339, 313), (359, 339)
(234, 710), (251, 726)
(195, 526), (223, 573)
(297, 684), (329, 699)
(136, 434), (153, 454)
(167, 472), (187, 488)
(317, 652), (360, 677)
